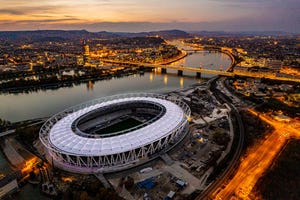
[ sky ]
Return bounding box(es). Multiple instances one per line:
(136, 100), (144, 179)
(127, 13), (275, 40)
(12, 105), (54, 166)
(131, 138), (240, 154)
(0, 0), (299, 33)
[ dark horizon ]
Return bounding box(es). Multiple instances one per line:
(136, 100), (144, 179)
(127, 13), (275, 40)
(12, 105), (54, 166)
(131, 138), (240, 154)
(1, 0), (299, 33)
(0, 29), (297, 35)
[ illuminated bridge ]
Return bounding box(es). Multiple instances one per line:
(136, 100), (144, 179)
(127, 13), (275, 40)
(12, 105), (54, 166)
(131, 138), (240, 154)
(101, 59), (300, 83)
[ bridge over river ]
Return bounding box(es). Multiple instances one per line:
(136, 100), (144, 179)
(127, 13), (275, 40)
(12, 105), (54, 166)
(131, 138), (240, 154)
(101, 59), (300, 83)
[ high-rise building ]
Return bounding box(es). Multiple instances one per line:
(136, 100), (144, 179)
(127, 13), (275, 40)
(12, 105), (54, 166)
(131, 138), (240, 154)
(83, 40), (90, 65)
(76, 55), (84, 66)
(84, 44), (89, 56)
(28, 62), (33, 71)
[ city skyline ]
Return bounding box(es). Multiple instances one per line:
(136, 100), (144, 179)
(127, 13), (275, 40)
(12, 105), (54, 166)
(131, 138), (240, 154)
(0, 0), (299, 33)
(0, 5), (300, 198)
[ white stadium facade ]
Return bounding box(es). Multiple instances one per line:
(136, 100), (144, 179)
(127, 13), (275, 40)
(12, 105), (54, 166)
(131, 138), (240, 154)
(40, 93), (191, 174)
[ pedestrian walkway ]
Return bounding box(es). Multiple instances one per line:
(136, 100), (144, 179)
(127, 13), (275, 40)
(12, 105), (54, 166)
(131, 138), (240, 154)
(0, 129), (15, 138)
(94, 173), (111, 189)
(1, 138), (25, 167)
(160, 153), (174, 165)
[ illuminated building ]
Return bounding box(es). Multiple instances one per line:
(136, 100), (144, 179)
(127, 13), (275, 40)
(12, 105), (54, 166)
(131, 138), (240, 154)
(28, 62), (33, 71)
(83, 41), (90, 65)
(76, 56), (84, 66)
(40, 93), (190, 174)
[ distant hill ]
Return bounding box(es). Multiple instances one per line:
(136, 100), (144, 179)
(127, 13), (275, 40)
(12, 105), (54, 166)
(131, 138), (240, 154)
(188, 30), (295, 36)
(147, 29), (190, 38)
(0, 29), (190, 43)
(0, 30), (117, 43)
(0, 29), (296, 43)
(113, 29), (190, 39)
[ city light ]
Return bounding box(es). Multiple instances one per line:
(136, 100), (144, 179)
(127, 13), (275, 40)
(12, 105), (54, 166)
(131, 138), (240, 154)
(21, 157), (38, 173)
(213, 109), (300, 199)
(0, 23), (299, 200)
(61, 177), (75, 182)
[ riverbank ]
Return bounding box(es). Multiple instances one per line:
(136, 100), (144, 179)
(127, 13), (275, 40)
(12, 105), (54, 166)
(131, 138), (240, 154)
(220, 51), (235, 71)
(201, 47), (236, 72)
(0, 50), (188, 95)
(0, 67), (150, 94)
(0, 51), (232, 122)
(156, 50), (188, 65)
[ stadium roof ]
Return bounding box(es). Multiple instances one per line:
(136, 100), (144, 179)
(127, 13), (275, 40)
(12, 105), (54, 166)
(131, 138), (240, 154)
(49, 96), (185, 156)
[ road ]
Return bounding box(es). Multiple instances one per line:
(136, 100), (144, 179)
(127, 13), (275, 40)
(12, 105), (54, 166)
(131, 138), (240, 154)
(101, 59), (300, 83)
(212, 109), (300, 200)
(0, 129), (15, 137)
(0, 118), (46, 138)
(196, 77), (245, 200)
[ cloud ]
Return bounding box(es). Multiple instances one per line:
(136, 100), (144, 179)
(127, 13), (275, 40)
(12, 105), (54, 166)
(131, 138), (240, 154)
(209, 0), (300, 7)
(0, 5), (60, 16)
(0, 17), (82, 24)
(1, 20), (298, 33)
(18, 18), (82, 23)
(0, 0), (298, 33)
(0, 9), (25, 15)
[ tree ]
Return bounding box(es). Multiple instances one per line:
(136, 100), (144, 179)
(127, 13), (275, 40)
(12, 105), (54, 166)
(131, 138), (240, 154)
(212, 131), (230, 146)
(16, 125), (40, 146)
(124, 176), (134, 190)
(79, 191), (89, 200)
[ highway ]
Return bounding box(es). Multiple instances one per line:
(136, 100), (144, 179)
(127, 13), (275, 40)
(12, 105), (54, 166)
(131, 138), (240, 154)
(0, 129), (15, 137)
(196, 76), (300, 199)
(0, 117), (47, 138)
(214, 130), (285, 199)
(212, 110), (300, 200)
(101, 59), (300, 83)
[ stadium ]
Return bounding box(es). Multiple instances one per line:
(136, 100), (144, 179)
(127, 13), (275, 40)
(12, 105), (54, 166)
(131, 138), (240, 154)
(39, 93), (191, 174)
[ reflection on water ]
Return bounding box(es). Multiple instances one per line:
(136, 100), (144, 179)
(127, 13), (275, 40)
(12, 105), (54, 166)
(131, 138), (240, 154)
(86, 80), (94, 91)
(170, 51), (231, 77)
(0, 72), (198, 122)
(180, 77), (184, 88)
(149, 73), (153, 82)
(163, 74), (168, 85)
(0, 52), (231, 122)
(0, 51), (232, 200)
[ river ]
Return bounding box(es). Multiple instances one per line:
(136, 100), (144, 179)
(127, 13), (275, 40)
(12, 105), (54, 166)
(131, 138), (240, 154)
(0, 51), (231, 200)
(0, 51), (231, 122)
